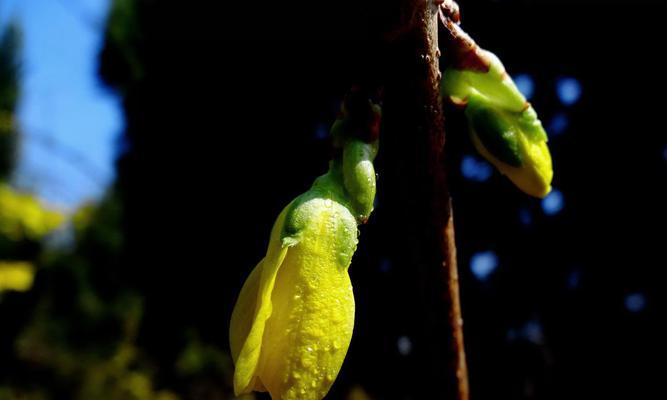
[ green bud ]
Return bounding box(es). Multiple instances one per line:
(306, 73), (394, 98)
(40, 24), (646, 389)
(442, 50), (526, 112)
(441, 48), (554, 198)
(343, 139), (378, 221)
(466, 95), (522, 167)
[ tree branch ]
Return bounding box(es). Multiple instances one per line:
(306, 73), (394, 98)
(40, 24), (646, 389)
(383, 0), (469, 398)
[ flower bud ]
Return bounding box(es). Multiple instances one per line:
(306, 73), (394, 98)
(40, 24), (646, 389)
(441, 49), (553, 197)
(230, 97), (380, 399)
(466, 93), (552, 198)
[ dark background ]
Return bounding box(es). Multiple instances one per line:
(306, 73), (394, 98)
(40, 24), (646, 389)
(101, 0), (667, 398)
(2, 0), (665, 399)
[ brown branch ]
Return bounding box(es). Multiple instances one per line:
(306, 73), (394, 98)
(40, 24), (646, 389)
(442, 199), (469, 400)
(438, 7), (489, 72)
(382, 0), (469, 399)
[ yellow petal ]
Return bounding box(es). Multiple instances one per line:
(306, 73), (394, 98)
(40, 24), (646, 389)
(230, 197), (358, 400)
(232, 205), (292, 395)
(256, 199), (356, 399)
(471, 130), (553, 198)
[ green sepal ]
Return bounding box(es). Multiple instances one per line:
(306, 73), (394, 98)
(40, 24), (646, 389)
(466, 96), (523, 167)
(516, 106), (548, 142)
(342, 139), (377, 221)
(441, 50), (527, 112)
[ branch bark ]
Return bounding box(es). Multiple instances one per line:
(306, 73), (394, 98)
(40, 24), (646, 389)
(383, 0), (469, 399)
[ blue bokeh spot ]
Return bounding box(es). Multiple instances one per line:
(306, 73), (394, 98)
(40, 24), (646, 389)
(314, 123), (329, 140)
(518, 208), (532, 226)
(522, 320), (544, 345)
(379, 259), (392, 273)
(556, 77), (582, 106)
(514, 73), (535, 100)
(625, 293), (647, 313)
(461, 155), (492, 182)
(567, 268), (581, 289)
(542, 189), (564, 216)
(470, 251), (498, 281)
(397, 336), (412, 355)
(548, 113), (569, 137)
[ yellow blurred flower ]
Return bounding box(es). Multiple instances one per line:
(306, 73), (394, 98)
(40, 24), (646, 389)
(0, 261), (35, 292)
(0, 184), (64, 241)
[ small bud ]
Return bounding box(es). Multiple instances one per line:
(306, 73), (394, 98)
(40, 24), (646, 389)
(466, 93), (552, 198)
(441, 49), (553, 198)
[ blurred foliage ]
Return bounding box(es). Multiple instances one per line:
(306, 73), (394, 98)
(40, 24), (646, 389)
(1, 188), (237, 399)
(0, 184), (64, 244)
(1, 2), (239, 398)
(0, 23), (20, 181)
(100, 0), (143, 91)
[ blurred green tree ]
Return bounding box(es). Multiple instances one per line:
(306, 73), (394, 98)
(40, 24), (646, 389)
(1, 3), (238, 394)
(0, 23), (20, 181)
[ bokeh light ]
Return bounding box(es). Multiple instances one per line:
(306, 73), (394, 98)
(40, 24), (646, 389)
(397, 336), (412, 356)
(518, 208), (532, 226)
(625, 293), (647, 313)
(513, 73), (535, 100)
(556, 76), (582, 106)
(470, 251), (498, 281)
(547, 112), (569, 137)
(541, 189), (564, 215)
(461, 155), (492, 182)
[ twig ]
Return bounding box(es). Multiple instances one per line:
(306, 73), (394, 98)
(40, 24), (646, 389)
(442, 198), (469, 400)
(432, 4), (470, 399)
(383, 0), (469, 399)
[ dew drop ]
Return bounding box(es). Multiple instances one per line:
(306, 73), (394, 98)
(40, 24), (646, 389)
(300, 353), (313, 367)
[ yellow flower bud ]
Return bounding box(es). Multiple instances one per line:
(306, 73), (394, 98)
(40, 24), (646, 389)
(230, 94), (379, 399)
(230, 194), (358, 399)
